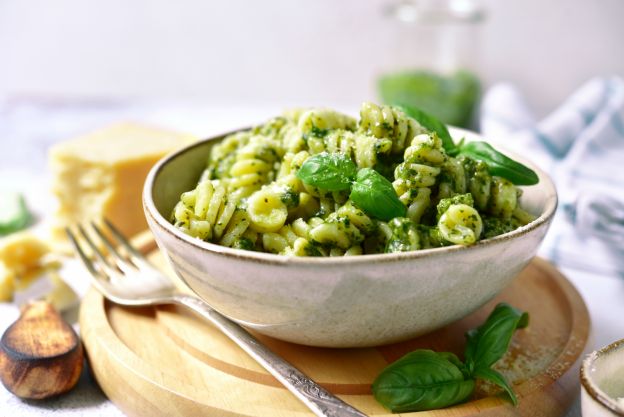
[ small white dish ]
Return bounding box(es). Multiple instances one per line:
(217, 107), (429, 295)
(581, 338), (624, 416)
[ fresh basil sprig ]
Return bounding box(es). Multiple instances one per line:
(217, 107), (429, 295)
(464, 302), (529, 371)
(397, 103), (458, 155)
(372, 303), (528, 412)
(372, 350), (475, 413)
(296, 153), (406, 221)
(457, 141), (539, 186)
(350, 168), (406, 221)
(295, 152), (356, 191)
(397, 104), (539, 186)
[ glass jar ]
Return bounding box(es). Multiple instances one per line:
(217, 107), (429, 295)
(378, 0), (485, 128)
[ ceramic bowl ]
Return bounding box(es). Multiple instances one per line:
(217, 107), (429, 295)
(143, 127), (557, 347)
(581, 339), (624, 417)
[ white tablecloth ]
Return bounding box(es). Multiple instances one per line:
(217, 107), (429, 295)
(1, 99), (622, 417)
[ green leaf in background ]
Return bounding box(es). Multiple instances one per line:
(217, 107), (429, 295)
(395, 103), (458, 155)
(296, 152), (357, 191)
(372, 350), (475, 413)
(0, 192), (32, 236)
(473, 367), (519, 406)
(464, 302), (529, 373)
(458, 141), (539, 185)
(350, 168), (406, 221)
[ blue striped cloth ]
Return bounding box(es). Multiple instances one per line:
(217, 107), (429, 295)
(481, 76), (624, 277)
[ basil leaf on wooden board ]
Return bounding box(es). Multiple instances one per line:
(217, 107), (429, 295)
(396, 104), (458, 155)
(372, 350), (475, 412)
(464, 302), (529, 373)
(350, 168), (406, 221)
(372, 303), (528, 413)
(458, 141), (539, 185)
(296, 152), (357, 191)
(472, 367), (518, 406)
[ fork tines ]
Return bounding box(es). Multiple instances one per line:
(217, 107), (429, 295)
(65, 219), (145, 279)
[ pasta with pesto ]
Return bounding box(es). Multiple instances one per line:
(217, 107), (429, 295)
(172, 102), (536, 255)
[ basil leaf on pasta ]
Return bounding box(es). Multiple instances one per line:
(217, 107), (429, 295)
(350, 168), (406, 221)
(458, 141), (539, 186)
(396, 104), (458, 155)
(296, 152), (357, 191)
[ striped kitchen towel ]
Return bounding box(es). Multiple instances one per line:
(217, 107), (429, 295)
(480, 76), (624, 277)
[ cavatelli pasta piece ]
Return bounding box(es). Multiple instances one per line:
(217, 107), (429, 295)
(488, 177), (517, 219)
(247, 187), (289, 233)
(298, 108), (357, 136)
(309, 220), (362, 250)
(404, 188), (432, 224)
(393, 133), (446, 223)
(438, 157), (467, 199)
(460, 156), (492, 211)
(385, 217), (420, 253)
(305, 201), (383, 253)
(438, 204), (483, 245)
(359, 102), (427, 154)
(261, 232), (290, 254)
(172, 179), (249, 247)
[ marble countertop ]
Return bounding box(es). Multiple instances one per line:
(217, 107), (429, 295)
(1, 98), (622, 417)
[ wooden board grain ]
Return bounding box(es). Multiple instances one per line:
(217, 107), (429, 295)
(79, 247), (590, 417)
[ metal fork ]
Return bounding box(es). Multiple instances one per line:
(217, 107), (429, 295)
(66, 219), (367, 417)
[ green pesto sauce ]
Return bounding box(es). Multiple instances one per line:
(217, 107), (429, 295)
(482, 216), (520, 239)
(436, 193), (474, 218)
(280, 189), (300, 208)
(233, 237), (255, 251)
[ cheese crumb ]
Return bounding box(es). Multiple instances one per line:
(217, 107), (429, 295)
(0, 232), (75, 309)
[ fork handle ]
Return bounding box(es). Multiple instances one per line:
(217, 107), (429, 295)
(176, 295), (368, 417)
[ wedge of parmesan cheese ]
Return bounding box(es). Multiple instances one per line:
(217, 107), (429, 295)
(49, 122), (197, 242)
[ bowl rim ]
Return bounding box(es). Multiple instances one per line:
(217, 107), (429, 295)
(580, 338), (624, 416)
(143, 126), (558, 266)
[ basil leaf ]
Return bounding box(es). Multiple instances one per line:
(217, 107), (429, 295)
(464, 303), (529, 372)
(350, 168), (406, 221)
(296, 152), (357, 191)
(458, 141), (539, 185)
(395, 104), (458, 155)
(473, 367), (518, 406)
(0, 192), (32, 236)
(372, 350), (475, 412)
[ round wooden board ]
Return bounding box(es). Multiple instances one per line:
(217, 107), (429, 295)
(79, 248), (590, 417)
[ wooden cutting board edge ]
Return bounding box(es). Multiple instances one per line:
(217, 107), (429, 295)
(79, 245), (591, 417)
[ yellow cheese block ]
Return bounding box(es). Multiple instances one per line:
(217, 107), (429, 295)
(49, 123), (197, 241)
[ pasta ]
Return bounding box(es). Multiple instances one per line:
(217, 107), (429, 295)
(171, 102), (535, 256)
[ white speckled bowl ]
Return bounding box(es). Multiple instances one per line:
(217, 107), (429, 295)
(581, 339), (624, 416)
(143, 127), (557, 347)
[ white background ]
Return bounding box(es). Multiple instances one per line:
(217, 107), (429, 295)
(0, 0), (623, 116)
